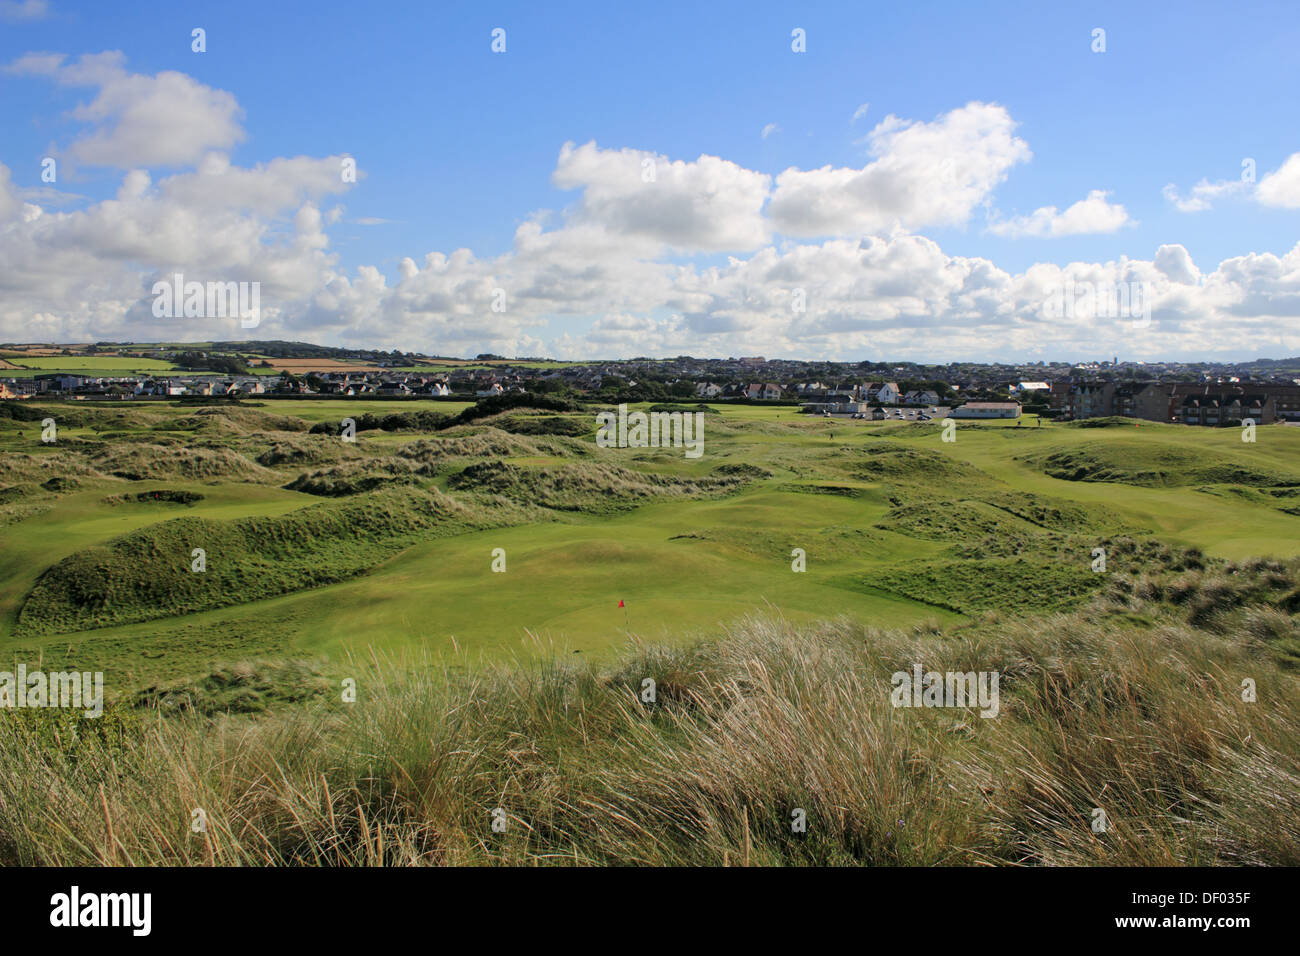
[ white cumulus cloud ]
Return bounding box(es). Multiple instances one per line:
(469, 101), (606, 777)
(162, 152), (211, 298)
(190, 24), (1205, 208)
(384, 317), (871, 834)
(6, 51), (245, 168)
(1257, 153), (1300, 209)
(551, 140), (771, 253)
(989, 189), (1132, 238)
(768, 102), (1031, 237)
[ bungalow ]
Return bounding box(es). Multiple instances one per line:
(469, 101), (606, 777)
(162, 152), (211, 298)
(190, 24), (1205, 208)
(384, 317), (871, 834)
(800, 395), (865, 416)
(696, 381), (724, 398)
(476, 382), (504, 398)
(952, 401), (1021, 419)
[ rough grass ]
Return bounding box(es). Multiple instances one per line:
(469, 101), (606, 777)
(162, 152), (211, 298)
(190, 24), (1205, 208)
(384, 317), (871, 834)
(284, 459), (420, 496)
(174, 406), (311, 435)
(979, 490), (1123, 533)
(92, 443), (274, 482)
(447, 460), (746, 513)
(876, 501), (1033, 542)
(103, 489), (205, 506)
(1, 593), (1296, 866)
(853, 442), (988, 485)
(257, 437), (358, 467)
(713, 462), (774, 480)
(489, 413), (593, 437)
(131, 660), (333, 715)
(868, 557), (1104, 615)
(395, 428), (557, 465)
(1024, 441), (1300, 488)
(0, 450), (101, 484)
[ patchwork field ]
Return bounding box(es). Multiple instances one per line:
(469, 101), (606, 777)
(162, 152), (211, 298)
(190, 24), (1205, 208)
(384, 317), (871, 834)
(259, 358), (388, 374)
(0, 355), (186, 378)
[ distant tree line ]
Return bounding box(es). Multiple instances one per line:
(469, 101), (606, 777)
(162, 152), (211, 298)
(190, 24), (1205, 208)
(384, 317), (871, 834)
(308, 410), (450, 435)
(442, 391), (579, 428)
(174, 351), (250, 375)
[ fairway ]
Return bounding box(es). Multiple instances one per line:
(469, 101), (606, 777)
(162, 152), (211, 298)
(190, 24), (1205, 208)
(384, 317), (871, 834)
(255, 487), (960, 662)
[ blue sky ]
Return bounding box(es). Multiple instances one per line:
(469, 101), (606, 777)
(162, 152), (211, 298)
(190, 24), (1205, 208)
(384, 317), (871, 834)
(2, 0), (1299, 361)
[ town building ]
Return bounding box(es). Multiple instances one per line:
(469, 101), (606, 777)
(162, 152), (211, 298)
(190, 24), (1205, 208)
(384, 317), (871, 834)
(951, 401), (1021, 419)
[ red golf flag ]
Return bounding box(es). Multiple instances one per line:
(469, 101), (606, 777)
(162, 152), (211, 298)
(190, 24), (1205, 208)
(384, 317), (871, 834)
(618, 600), (625, 608)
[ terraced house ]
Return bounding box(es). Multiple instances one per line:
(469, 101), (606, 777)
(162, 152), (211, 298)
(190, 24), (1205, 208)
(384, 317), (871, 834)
(1068, 381), (1117, 419)
(1173, 384), (1269, 426)
(1068, 381), (1300, 425)
(1068, 381), (1172, 422)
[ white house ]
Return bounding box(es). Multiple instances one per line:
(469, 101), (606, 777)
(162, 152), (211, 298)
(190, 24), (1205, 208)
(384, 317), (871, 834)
(1015, 381), (1051, 394)
(476, 382), (504, 398)
(903, 389), (940, 406)
(866, 382), (900, 405)
(696, 381), (724, 398)
(952, 401), (1021, 419)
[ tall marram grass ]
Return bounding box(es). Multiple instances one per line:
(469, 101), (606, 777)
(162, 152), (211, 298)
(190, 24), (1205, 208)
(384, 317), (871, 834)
(1, 609), (1297, 866)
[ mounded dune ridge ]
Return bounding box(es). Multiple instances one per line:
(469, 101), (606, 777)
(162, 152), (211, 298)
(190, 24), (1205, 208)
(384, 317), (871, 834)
(447, 459), (749, 512)
(14, 487), (503, 636)
(1022, 440), (1300, 488)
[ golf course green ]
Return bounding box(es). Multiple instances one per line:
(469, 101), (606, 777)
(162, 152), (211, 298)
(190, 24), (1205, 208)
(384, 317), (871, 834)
(4, 397), (1299, 695)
